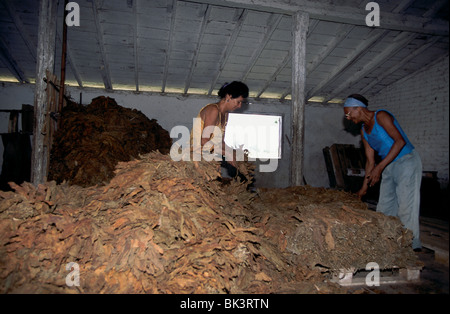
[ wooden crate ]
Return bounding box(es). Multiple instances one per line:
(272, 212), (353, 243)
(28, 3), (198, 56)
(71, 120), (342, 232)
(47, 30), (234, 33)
(323, 144), (366, 192)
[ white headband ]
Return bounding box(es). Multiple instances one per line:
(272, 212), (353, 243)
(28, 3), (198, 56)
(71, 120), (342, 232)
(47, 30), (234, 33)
(344, 97), (367, 108)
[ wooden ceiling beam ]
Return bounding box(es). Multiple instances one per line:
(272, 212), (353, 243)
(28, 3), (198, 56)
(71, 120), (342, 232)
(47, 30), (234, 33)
(162, 0), (177, 93)
(423, 0), (448, 18)
(392, 0), (416, 14)
(306, 28), (387, 100)
(281, 21), (351, 101)
(307, 23), (354, 75)
(0, 37), (29, 83)
(133, 0), (139, 92)
(360, 36), (442, 97)
(3, 0), (37, 62)
(92, 0), (112, 90)
(240, 13), (283, 82)
(263, 19), (319, 100)
(186, 0), (448, 36)
(183, 4), (211, 94)
(208, 8), (248, 95)
(255, 51), (290, 99)
(56, 24), (83, 88)
(324, 31), (418, 102)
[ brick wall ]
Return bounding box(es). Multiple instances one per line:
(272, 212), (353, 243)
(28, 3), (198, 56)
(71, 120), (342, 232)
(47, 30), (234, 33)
(370, 55), (449, 187)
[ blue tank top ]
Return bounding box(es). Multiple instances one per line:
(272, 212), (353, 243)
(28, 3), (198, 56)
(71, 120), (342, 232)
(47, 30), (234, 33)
(362, 110), (414, 161)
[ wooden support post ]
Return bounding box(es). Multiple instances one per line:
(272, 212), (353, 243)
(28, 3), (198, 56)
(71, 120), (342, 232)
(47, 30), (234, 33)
(31, 0), (57, 186)
(290, 11), (309, 187)
(58, 0), (69, 114)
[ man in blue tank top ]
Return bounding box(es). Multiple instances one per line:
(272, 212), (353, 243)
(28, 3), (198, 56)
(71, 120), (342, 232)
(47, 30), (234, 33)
(343, 94), (422, 250)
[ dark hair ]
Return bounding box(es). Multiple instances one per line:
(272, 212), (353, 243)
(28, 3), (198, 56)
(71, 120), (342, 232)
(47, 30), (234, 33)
(218, 81), (249, 99)
(347, 94), (369, 107)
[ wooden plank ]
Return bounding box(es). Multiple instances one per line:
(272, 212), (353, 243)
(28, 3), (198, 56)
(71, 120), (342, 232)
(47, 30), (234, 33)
(324, 31), (418, 103)
(92, 0), (112, 90)
(361, 36), (442, 97)
(336, 144), (350, 176)
(256, 51), (291, 98)
(58, 0), (68, 114)
(420, 217), (449, 265)
(206, 9), (252, 94)
(306, 23), (353, 75)
(57, 33), (83, 88)
(44, 70), (59, 176)
(240, 14), (283, 82)
(306, 28), (386, 100)
(161, 0), (177, 93)
(3, 0), (37, 62)
(21, 104), (34, 134)
(190, 0), (449, 36)
(289, 11), (309, 187)
(322, 147), (336, 188)
(133, 0), (139, 92)
(329, 144), (345, 189)
(31, 0), (57, 186)
(0, 36), (29, 83)
(184, 4), (210, 94)
(8, 111), (19, 133)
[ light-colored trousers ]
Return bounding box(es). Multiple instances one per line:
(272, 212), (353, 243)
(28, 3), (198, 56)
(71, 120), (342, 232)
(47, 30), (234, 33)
(376, 150), (422, 249)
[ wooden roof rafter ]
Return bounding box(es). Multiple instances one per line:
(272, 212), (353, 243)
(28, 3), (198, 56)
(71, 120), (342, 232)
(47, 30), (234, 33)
(207, 8), (248, 95)
(92, 0), (113, 90)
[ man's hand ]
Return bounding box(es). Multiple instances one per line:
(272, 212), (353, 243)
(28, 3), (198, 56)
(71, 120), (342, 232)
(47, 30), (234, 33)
(357, 188), (367, 199)
(366, 165), (382, 187)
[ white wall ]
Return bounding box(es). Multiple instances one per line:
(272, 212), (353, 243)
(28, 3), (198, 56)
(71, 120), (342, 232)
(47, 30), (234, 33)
(0, 84), (292, 187)
(1, 82), (361, 188)
(304, 103), (361, 187)
(68, 87), (295, 188)
(370, 55), (449, 188)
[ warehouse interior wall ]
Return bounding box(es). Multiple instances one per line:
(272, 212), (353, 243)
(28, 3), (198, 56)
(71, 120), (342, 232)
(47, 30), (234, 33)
(0, 52), (448, 190)
(0, 82), (361, 189)
(369, 55), (449, 189)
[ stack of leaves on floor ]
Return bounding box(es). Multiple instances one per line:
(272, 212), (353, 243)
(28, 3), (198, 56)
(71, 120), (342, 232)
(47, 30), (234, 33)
(48, 96), (172, 187)
(0, 152), (418, 293)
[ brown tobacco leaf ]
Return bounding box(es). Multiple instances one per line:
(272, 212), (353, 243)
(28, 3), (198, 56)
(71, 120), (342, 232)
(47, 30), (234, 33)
(0, 150), (418, 294)
(48, 96), (172, 187)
